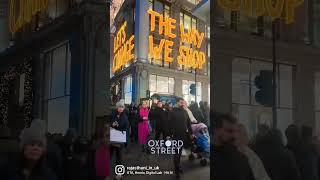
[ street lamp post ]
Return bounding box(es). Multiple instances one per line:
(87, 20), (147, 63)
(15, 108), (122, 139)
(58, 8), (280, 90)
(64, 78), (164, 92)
(272, 21), (277, 129)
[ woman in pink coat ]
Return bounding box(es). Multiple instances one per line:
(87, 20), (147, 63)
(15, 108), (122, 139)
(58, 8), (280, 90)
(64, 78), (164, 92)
(138, 101), (150, 152)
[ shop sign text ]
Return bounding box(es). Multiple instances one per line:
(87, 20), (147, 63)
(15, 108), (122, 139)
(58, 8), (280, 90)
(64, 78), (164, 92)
(217, 0), (303, 24)
(148, 9), (206, 70)
(113, 21), (135, 73)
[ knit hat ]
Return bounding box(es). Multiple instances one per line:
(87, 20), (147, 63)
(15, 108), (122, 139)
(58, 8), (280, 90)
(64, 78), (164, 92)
(116, 99), (125, 108)
(19, 119), (47, 149)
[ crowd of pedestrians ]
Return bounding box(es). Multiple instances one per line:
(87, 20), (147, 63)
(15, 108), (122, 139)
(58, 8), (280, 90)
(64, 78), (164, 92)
(108, 98), (210, 179)
(0, 97), (210, 180)
(213, 112), (320, 180)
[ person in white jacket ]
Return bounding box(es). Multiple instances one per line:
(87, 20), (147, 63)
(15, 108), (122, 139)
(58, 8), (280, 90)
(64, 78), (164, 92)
(234, 124), (271, 180)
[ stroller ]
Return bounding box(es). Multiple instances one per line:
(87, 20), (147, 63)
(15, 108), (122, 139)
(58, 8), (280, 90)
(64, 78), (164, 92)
(189, 122), (210, 166)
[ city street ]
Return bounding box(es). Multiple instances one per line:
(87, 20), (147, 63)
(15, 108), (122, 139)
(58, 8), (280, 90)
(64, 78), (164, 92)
(110, 142), (210, 180)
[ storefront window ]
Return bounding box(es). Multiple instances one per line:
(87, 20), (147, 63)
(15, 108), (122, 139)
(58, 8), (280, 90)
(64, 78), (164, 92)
(232, 57), (295, 137)
(44, 43), (71, 134)
(182, 80), (202, 104)
(124, 75), (132, 105)
(149, 75), (174, 96)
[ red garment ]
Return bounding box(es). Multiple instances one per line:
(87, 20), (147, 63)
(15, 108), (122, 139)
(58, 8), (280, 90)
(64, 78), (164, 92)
(95, 145), (110, 177)
(138, 107), (150, 145)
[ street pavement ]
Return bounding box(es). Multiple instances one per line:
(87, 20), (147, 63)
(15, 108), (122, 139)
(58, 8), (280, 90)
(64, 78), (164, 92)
(110, 141), (210, 180)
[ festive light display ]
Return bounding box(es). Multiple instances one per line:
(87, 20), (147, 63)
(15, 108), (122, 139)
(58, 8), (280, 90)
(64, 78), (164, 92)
(112, 9), (207, 73)
(112, 21), (135, 73)
(217, 0), (304, 24)
(148, 9), (206, 69)
(9, 0), (49, 33)
(0, 60), (33, 128)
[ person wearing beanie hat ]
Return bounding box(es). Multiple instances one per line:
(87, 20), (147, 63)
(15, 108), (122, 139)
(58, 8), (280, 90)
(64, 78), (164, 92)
(110, 100), (129, 177)
(3, 120), (57, 180)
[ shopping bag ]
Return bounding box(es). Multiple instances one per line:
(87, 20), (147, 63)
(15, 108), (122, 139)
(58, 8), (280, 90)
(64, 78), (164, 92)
(110, 127), (127, 143)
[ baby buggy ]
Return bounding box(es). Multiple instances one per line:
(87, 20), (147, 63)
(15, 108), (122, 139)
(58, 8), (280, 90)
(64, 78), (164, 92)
(189, 122), (210, 166)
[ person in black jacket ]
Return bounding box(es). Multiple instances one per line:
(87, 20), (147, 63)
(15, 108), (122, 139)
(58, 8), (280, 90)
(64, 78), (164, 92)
(254, 129), (301, 180)
(110, 100), (129, 166)
(168, 97), (194, 179)
(128, 102), (139, 143)
(212, 113), (255, 180)
(149, 101), (168, 140)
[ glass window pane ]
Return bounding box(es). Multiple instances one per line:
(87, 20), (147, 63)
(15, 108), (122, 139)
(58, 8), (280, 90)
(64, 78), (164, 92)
(164, 5), (170, 16)
(157, 76), (169, 93)
(232, 58), (250, 104)
(279, 65), (292, 108)
(180, 13), (183, 25)
(47, 97), (70, 134)
(196, 82), (201, 96)
(150, 75), (157, 92)
(51, 45), (67, 98)
(192, 18), (197, 29)
(183, 80), (189, 95)
(169, 78), (174, 93)
(184, 14), (191, 30)
(154, 0), (163, 14)
(124, 75), (132, 93)
(124, 92), (132, 104)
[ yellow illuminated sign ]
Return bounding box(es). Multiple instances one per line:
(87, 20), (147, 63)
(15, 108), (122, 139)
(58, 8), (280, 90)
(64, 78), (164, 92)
(112, 21), (135, 73)
(147, 9), (206, 70)
(217, 0), (303, 24)
(9, 0), (49, 33)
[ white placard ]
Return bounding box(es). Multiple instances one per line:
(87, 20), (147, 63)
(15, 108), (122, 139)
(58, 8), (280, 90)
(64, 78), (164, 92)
(110, 127), (127, 143)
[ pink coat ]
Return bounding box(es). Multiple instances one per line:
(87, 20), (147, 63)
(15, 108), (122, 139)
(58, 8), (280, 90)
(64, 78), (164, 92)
(95, 145), (110, 177)
(138, 107), (150, 145)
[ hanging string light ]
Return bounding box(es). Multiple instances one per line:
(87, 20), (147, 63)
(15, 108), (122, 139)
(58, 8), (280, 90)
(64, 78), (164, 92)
(0, 59), (33, 128)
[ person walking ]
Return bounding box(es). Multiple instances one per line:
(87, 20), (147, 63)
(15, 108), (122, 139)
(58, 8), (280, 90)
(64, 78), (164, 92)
(128, 102), (139, 143)
(110, 101), (129, 166)
(149, 101), (168, 140)
(235, 124), (271, 180)
(299, 126), (319, 180)
(212, 113), (254, 180)
(254, 129), (301, 180)
(3, 120), (57, 180)
(138, 101), (150, 152)
(168, 97), (194, 179)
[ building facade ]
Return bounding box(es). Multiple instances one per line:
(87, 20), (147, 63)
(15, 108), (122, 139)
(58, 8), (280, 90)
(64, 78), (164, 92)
(0, 0), (109, 137)
(110, 0), (211, 106)
(207, 0), (320, 137)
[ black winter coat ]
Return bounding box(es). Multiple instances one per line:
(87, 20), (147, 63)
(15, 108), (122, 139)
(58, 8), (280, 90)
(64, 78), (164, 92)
(111, 111), (129, 132)
(168, 107), (192, 145)
(254, 141), (301, 180)
(149, 107), (168, 131)
(212, 144), (255, 180)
